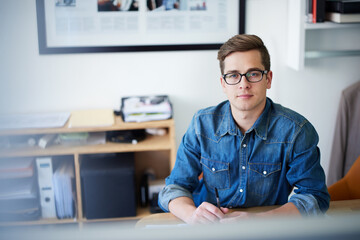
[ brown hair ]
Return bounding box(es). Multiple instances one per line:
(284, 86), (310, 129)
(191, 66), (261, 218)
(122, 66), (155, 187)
(217, 34), (271, 75)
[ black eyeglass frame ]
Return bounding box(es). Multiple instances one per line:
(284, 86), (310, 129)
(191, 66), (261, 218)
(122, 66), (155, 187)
(222, 70), (269, 85)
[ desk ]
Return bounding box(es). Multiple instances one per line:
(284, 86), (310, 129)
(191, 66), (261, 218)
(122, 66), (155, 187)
(136, 199), (360, 228)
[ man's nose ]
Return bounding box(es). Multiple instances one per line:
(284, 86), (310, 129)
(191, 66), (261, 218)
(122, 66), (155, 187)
(238, 76), (251, 89)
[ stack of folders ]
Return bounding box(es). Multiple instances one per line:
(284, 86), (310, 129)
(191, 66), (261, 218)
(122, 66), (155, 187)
(0, 158), (41, 221)
(121, 95), (173, 122)
(36, 157), (75, 219)
(53, 161), (75, 219)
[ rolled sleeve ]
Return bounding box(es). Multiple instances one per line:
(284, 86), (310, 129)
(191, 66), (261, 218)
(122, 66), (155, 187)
(158, 184), (193, 212)
(287, 121), (330, 215)
(158, 115), (203, 212)
(289, 194), (322, 216)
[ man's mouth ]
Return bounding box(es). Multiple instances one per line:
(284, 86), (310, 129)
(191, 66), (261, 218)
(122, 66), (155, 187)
(238, 94), (253, 99)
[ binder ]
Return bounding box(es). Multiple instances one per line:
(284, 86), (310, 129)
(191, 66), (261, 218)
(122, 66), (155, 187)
(36, 157), (57, 218)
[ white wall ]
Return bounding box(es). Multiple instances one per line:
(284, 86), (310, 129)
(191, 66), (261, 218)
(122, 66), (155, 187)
(1, 0), (360, 176)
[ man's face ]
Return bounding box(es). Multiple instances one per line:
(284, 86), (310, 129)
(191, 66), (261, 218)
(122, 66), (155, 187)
(220, 50), (272, 117)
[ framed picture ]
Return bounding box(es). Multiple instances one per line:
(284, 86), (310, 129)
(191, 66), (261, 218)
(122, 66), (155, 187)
(36, 0), (245, 54)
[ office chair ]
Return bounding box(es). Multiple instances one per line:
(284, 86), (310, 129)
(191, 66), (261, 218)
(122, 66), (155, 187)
(328, 155), (360, 201)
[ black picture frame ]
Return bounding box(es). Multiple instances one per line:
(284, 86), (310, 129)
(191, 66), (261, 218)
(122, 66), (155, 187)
(36, 0), (245, 54)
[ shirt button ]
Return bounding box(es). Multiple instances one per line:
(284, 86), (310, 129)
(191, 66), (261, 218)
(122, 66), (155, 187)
(242, 166), (246, 170)
(242, 144), (247, 148)
(263, 171), (267, 175)
(239, 189), (243, 193)
(212, 167), (216, 172)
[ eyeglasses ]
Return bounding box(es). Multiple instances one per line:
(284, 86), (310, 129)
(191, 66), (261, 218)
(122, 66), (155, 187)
(222, 70), (268, 85)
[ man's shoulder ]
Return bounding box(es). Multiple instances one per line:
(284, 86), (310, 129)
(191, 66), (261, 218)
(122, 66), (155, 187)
(191, 101), (229, 136)
(195, 100), (229, 119)
(270, 100), (309, 128)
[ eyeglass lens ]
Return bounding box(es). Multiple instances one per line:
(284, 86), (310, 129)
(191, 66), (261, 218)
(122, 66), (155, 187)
(224, 70), (265, 84)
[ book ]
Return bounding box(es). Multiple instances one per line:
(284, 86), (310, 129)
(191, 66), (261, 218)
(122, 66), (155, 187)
(326, 0), (360, 14)
(307, 0), (314, 23)
(313, 0), (326, 23)
(68, 109), (114, 128)
(326, 11), (360, 22)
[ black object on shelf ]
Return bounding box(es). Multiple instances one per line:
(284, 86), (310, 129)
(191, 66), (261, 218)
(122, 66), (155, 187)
(314, 0), (326, 22)
(80, 153), (136, 219)
(326, 0), (360, 13)
(106, 130), (146, 144)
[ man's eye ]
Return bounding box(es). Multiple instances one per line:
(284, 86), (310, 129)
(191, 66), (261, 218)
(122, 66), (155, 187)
(247, 71), (260, 77)
(229, 73), (238, 78)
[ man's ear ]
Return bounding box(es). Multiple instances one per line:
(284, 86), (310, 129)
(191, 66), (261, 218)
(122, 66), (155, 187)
(266, 70), (273, 89)
(220, 77), (227, 92)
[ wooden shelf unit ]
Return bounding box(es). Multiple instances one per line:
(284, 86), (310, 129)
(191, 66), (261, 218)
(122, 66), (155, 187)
(0, 116), (176, 226)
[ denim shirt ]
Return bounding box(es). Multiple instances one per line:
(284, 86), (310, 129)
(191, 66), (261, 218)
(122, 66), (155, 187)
(159, 98), (330, 215)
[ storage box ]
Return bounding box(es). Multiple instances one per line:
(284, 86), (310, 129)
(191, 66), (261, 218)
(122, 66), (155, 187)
(80, 153), (136, 219)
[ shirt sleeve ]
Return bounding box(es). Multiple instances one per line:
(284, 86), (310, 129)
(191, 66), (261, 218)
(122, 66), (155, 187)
(158, 115), (203, 212)
(286, 121), (330, 215)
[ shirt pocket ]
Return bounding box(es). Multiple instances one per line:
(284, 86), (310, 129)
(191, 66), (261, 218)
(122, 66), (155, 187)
(200, 157), (230, 190)
(248, 162), (281, 199)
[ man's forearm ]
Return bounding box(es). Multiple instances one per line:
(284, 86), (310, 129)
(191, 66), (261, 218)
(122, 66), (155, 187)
(168, 196), (197, 222)
(257, 202), (301, 216)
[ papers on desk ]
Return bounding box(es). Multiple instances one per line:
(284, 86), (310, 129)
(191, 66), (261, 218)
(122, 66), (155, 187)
(53, 161), (75, 219)
(0, 112), (70, 130)
(121, 95), (172, 122)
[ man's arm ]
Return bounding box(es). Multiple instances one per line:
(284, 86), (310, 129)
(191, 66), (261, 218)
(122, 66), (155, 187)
(220, 202), (300, 223)
(169, 196), (229, 224)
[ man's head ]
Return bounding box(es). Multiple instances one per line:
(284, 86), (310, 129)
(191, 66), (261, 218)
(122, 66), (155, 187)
(218, 34), (273, 124)
(217, 34), (270, 75)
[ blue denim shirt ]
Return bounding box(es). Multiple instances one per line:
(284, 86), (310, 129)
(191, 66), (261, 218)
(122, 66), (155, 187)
(159, 98), (330, 215)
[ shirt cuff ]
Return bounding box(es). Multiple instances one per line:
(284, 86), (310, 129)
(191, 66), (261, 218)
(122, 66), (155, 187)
(158, 184), (193, 212)
(289, 194), (322, 216)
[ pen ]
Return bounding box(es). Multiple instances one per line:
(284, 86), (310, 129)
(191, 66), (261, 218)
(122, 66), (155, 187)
(214, 187), (221, 209)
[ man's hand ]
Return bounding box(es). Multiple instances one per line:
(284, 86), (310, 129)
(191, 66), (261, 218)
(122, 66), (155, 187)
(220, 211), (254, 223)
(187, 202), (229, 224)
(220, 202), (301, 223)
(168, 197), (229, 225)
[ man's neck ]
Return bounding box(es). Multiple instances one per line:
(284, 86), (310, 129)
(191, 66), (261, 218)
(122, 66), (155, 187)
(231, 102), (266, 135)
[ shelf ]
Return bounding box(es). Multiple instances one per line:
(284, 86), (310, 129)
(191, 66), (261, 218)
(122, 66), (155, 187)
(0, 115), (176, 227)
(286, 0), (360, 70)
(0, 134), (172, 158)
(0, 117), (174, 136)
(305, 22), (360, 30)
(305, 50), (360, 58)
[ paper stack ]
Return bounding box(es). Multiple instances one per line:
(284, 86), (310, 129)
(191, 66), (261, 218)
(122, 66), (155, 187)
(0, 112), (70, 130)
(0, 158), (40, 221)
(53, 161), (75, 219)
(121, 95), (172, 122)
(68, 109), (114, 128)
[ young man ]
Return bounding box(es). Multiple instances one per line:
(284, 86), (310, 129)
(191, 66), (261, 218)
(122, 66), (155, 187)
(158, 34), (330, 224)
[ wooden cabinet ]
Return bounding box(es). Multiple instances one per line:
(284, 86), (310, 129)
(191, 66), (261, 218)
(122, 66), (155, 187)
(0, 116), (176, 226)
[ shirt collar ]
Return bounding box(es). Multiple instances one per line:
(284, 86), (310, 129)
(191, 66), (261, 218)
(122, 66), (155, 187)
(215, 98), (271, 140)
